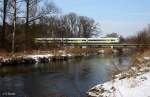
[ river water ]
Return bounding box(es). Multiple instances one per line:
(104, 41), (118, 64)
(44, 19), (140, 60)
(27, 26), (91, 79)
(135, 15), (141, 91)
(0, 54), (132, 97)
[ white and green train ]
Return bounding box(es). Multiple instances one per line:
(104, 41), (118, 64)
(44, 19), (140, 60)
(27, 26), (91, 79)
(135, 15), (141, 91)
(35, 37), (120, 44)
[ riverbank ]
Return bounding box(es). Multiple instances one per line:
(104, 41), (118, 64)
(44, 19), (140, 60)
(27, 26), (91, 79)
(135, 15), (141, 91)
(0, 50), (132, 97)
(0, 52), (75, 66)
(0, 48), (125, 66)
(87, 50), (150, 97)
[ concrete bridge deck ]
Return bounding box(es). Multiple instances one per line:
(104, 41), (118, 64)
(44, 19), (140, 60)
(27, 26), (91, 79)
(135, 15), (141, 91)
(63, 43), (150, 48)
(37, 42), (150, 48)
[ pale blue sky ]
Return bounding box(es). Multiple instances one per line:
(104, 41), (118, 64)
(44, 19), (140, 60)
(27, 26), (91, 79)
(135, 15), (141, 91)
(52, 0), (150, 37)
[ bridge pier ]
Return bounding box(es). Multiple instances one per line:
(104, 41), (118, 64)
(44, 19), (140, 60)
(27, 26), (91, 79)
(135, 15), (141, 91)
(117, 48), (123, 55)
(111, 46), (113, 49)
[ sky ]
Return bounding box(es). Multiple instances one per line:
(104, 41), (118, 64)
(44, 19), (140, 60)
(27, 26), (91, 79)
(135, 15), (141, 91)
(52, 0), (150, 37)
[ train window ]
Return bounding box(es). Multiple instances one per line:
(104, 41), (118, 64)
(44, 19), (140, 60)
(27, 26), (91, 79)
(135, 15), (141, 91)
(88, 40), (103, 41)
(111, 39), (115, 41)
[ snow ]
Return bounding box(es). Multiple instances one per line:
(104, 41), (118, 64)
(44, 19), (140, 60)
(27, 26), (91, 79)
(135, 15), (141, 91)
(1, 58), (12, 62)
(67, 54), (72, 57)
(25, 53), (73, 62)
(26, 54), (54, 58)
(88, 72), (150, 97)
(25, 54), (54, 62)
(98, 50), (105, 54)
(61, 54), (67, 57)
(88, 56), (150, 97)
(144, 57), (150, 61)
(0, 53), (74, 65)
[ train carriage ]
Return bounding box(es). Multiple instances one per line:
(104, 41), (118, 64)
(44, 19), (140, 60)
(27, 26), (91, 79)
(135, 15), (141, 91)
(35, 37), (120, 44)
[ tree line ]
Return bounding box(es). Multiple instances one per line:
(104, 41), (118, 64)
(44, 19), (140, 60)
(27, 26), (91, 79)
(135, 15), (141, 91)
(105, 27), (150, 44)
(0, 0), (99, 52)
(125, 25), (150, 44)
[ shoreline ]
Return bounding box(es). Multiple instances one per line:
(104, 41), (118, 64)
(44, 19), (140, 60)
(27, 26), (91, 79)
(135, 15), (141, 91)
(0, 53), (82, 66)
(0, 48), (127, 66)
(87, 50), (150, 97)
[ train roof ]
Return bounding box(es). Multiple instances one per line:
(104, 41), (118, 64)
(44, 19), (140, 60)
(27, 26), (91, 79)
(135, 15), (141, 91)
(35, 37), (119, 40)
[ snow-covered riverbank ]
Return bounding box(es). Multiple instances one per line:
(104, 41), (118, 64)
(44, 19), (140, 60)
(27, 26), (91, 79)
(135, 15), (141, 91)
(88, 71), (150, 97)
(88, 52), (150, 97)
(0, 53), (75, 66)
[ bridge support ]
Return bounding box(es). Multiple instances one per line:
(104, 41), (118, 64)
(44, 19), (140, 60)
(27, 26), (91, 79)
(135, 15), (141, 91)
(111, 46), (113, 49)
(116, 48), (123, 55)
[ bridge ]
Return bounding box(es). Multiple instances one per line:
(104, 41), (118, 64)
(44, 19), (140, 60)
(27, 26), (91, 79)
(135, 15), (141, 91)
(35, 38), (150, 48)
(36, 42), (150, 48)
(64, 43), (150, 48)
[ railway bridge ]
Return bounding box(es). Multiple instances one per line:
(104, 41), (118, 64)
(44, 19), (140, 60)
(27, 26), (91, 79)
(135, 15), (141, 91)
(35, 38), (150, 49)
(66, 43), (150, 49)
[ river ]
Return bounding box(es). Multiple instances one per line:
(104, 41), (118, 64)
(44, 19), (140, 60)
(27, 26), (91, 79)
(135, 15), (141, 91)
(0, 54), (132, 97)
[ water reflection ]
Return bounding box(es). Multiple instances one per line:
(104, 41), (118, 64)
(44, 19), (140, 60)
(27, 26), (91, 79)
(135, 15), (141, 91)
(0, 54), (131, 97)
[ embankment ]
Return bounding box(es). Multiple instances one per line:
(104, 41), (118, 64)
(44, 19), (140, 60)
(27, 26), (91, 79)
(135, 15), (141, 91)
(87, 50), (150, 97)
(0, 48), (133, 66)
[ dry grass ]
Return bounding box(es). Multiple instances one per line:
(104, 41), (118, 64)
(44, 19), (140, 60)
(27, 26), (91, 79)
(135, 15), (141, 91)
(132, 49), (150, 66)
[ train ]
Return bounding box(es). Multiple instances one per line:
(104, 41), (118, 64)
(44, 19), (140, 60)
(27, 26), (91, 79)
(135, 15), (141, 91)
(35, 37), (120, 44)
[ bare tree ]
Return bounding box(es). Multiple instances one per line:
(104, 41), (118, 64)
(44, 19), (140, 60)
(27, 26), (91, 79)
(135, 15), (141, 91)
(106, 32), (120, 38)
(79, 16), (99, 38)
(65, 13), (79, 37)
(61, 15), (73, 37)
(24, 0), (59, 49)
(136, 30), (149, 44)
(0, 0), (9, 47)
(12, 0), (16, 53)
(39, 13), (100, 38)
(125, 25), (150, 44)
